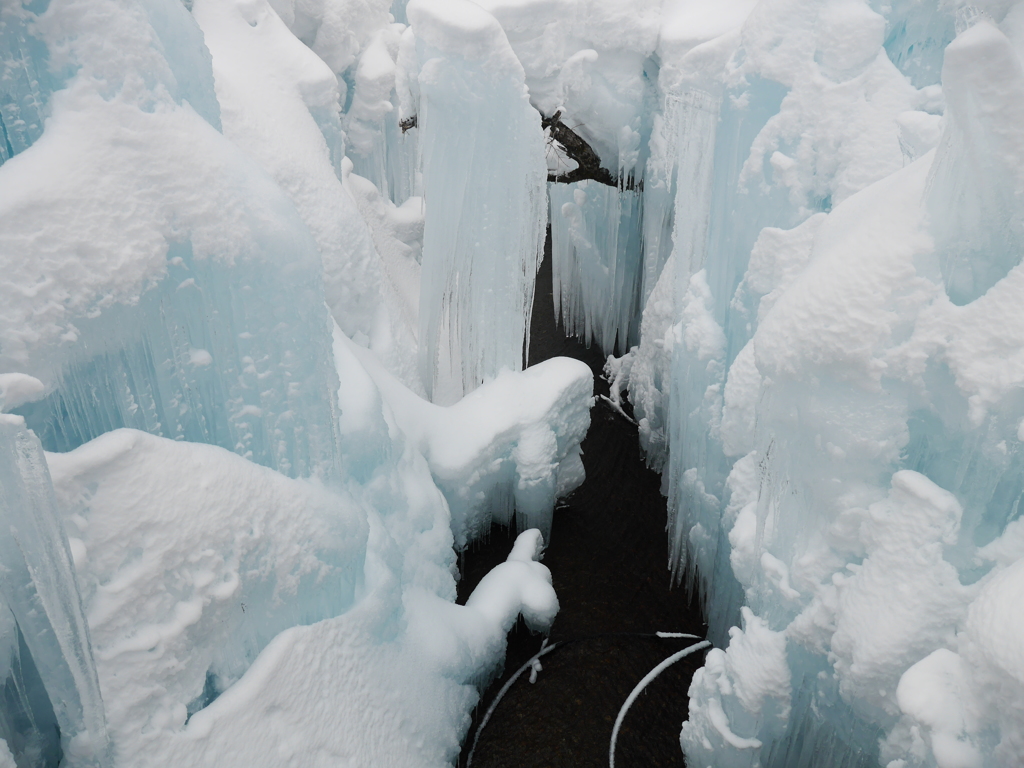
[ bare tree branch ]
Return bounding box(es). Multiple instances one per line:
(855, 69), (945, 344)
(541, 110), (641, 192)
(395, 110), (641, 190)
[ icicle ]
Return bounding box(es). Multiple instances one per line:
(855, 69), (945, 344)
(0, 415), (109, 766)
(549, 181), (644, 355)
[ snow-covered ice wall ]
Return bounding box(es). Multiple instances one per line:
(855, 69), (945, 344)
(405, 0), (547, 404)
(0, 0), (343, 481)
(342, 329), (592, 544)
(595, 0), (1024, 766)
(5, 0), (1024, 764)
(0, 0), (596, 763)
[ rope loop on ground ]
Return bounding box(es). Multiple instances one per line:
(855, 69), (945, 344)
(608, 640), (711, 768)
(464, 631), (709, 768)
(465, 639), (560, 768)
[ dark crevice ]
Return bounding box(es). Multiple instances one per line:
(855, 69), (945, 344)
(456, 230), (705, 767)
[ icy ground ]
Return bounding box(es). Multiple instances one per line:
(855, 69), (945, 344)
(2, 0), (1024, 765)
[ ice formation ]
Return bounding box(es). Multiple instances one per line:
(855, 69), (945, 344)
(406, 0), (548, 404)
(602, 1), (1024, 767)
(40, 422), (564, 767)
(3, 0), (1024, 763)
(0, 0), (343, 480)
(0, 0), (590, 763)
(339, 328), (592, 544)
(0, 414), (108, 766)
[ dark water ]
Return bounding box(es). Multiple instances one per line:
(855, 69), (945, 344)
(456, 238), (708, 768)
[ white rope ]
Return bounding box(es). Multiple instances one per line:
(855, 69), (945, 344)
(465, 632), (707, 767)
(465, 639), (560, 768)
(608, 640), (711, 768)
(598, 394), (638, 426)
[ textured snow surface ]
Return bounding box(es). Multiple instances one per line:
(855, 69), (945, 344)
(0, 0), (345, 481)
(340, 327), (593, 544)
(0, 0), (587, 764)
(42, 424), (560, 767)
(3, 0), (1024, 765)
(1, 340), (576, 767)
(46, 429), (369, 755)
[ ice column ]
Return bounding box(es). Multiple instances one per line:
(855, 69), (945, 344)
(408, 0), (547, 405)
(638, 94), (686, 313)
(661, 71), (792, 640)
(928, 15), (1024, 306)
(664, 86), (732, 606)
(623, 90), (721, 472)
(346, 28), (420, 206)
(0, 415), (108, 767)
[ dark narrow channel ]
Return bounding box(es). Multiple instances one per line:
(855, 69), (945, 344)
(456, 231), (708, 767)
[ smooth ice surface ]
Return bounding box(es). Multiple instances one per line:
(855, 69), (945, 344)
(550, 181), (644, 354)
(0, 415), (108, 766)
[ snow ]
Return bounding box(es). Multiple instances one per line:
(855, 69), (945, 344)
(894, 649), (982, 768)
(37, 409), (561, 765)
(193, 0), (419, 376)
(18, 334), (574, 767)
(0, 0), (589, 762)
(464, 529), (558, 633)
(409, 0), (519, 69)
(0, 0), (344, 480)
(681, 607), (790, 763)
(45, 428), (368, 758)
(4, 0), (1024, 765)
(0, 374), (44, 412)
(659, 0), (758, 62)
(592, 0), (1024, 765)
(337, 326), (593, 544)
